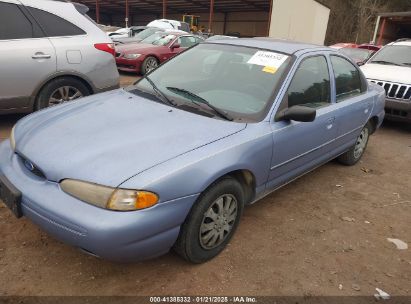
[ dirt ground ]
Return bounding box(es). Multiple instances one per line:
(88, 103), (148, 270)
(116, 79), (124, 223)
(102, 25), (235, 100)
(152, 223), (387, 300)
(0, 74), (410, 297)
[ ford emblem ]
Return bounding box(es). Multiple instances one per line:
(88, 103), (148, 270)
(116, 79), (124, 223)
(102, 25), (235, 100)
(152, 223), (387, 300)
(24, 159), (35, 172)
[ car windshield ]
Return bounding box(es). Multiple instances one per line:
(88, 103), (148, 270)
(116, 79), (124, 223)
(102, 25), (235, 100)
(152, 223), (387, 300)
(135, 28), (162, 40)
(370, 45), (411, 66)
(127, 43), (292, 122)
(142, 33), (176, 46)
(340, 48), (372, 62)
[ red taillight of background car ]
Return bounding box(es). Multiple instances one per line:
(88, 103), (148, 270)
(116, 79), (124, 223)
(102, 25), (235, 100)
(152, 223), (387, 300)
(94, 43), (115, 57)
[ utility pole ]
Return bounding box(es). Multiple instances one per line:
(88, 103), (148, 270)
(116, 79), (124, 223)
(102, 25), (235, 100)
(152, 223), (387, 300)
(163, 0), (167, 18)
(208, 0), (214, 33)
(125, 0), (129, 27)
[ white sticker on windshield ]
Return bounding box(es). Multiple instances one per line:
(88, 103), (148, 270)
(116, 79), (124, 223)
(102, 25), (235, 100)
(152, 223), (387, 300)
(247, 51), (289, 68)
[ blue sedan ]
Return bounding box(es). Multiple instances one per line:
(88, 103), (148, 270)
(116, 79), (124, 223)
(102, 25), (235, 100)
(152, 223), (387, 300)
(0, 38), (385, 263)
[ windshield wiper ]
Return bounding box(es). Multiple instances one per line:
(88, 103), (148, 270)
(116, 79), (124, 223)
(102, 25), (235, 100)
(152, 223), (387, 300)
(402, 62), (411, 66)
(371, 60), (404, 66)
(144, 76), (177, 106)
(166, 87), (233, 121)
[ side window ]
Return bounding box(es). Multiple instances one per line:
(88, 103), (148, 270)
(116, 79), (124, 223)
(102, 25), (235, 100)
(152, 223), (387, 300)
(287, 56), (331, 108)
(27, 7), (85, 37)
(178, 36), (197, 48)
(331, 56), (363, 102)
(0, 3), (40, 40)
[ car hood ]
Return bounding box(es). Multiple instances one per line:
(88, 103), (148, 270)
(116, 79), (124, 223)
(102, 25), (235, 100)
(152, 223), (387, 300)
(14, 90), (246, 187)
(116, 43), (160, 54)
(361, 63), (411, 84)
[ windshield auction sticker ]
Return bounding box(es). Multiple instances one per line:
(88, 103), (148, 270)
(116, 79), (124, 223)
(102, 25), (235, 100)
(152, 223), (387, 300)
(248, 51), (289, 73)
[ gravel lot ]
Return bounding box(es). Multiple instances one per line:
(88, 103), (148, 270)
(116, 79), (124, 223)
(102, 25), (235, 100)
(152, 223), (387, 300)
(0, 74), (410, 297)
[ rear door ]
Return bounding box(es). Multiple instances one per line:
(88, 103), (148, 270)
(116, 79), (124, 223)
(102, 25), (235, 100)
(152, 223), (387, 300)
(0, 0), (56, 111)
(22, 5), (87, 70)
(329, 55), (373, 150)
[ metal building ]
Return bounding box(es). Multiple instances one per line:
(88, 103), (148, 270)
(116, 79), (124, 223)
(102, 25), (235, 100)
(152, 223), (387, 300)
(77, 0), (272, 37)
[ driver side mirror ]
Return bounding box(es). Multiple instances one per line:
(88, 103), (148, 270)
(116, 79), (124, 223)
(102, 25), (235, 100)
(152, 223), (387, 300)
(171, 43), (180, 50)
(276, 105), (316, 122)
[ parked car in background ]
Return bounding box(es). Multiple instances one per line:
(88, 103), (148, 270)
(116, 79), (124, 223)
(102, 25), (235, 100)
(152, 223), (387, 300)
(0, 38), (385, 263)
(361, 39), (411, 123)
(357, 43), (381, 52)
(338, 47), (376, 65)
(329, 42), (358, 49)
(147, 19), (190, 32)
(115, 32), (204, 74)
(112, 27), (163, 45)
(206, 35), (238, 41)
(108, 26), (148, 40)
(107, 27), (130, 38)
(0, 0), (119, 114)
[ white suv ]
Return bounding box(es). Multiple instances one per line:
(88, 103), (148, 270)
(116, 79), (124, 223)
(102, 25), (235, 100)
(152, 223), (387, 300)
(361, 40), (411, 123)
(0, 0), (120, 114)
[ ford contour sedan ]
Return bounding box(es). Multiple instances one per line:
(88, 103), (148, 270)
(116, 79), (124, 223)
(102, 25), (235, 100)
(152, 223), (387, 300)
(0, 38), (385, 263)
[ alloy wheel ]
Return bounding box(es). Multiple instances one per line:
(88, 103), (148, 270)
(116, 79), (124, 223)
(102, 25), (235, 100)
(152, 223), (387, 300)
(48, 86), (83, 106)
(145, 58), (158, 73)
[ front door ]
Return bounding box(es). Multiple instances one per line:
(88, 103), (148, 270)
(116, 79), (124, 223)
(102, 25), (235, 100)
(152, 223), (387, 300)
(267, 55), (338, 190)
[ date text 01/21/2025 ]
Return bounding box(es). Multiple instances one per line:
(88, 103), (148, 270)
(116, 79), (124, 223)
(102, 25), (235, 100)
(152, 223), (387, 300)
(149, 296), (257, 303)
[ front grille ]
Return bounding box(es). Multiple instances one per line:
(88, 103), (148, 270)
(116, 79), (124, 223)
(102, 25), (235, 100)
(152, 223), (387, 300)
(369, 79), (411, 101)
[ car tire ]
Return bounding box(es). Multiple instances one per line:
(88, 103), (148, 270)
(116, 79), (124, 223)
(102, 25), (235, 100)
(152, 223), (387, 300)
(35, 77), (90, 111)
(174, 177), (245, 263)
(337, 122), (371, 166)
(141, 56), (159, 75)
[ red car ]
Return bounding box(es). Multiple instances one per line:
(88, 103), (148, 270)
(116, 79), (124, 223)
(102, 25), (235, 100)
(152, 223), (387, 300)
(115, 32), (204, 74)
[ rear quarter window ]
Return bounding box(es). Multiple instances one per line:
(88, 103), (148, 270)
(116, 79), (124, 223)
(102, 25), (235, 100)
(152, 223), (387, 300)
(27, 7), (85, 37)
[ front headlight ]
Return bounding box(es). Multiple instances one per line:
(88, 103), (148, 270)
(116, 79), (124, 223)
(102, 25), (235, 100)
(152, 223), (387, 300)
(60, 179), (158, 211)
(124, 53), (141, 59)
(10, 125), (16, 151)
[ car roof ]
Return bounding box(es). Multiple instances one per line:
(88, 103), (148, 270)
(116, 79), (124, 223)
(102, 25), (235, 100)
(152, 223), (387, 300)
(207, 37), (328, 55)
(391, 40), (411, 46)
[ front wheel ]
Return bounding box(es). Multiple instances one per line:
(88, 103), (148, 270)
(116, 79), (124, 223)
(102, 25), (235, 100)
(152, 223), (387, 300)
(338, 122), (371, 166)
(174, 177), (244, 263)
(141, 56), (159, 75)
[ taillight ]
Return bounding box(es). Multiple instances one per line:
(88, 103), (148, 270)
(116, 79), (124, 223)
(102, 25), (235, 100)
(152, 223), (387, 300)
(94, 43), (115, 57)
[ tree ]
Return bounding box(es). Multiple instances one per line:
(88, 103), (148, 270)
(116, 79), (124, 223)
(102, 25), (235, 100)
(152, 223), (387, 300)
(320, 0), (411, 45)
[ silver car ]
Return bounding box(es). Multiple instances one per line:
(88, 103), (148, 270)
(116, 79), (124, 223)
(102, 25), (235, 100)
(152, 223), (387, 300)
(0, 0), (120, 114)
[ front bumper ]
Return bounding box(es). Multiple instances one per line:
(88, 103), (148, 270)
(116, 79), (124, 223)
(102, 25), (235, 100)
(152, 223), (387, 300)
(115, 57), (143, 74)
(0, 140), (198, 262)
(384, 98), (411, 123)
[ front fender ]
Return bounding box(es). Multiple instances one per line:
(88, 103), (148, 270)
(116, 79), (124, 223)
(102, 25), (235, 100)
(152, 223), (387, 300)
(119, 123), (273, 203)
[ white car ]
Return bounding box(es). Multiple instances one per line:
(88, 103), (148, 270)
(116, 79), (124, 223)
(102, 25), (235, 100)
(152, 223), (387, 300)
(147, 19), (190, 32)
(360, 39), (411, 123)
(107, 27), (130, 38)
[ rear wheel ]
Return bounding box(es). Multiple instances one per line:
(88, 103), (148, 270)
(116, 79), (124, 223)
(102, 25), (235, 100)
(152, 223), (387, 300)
(141, 56), (159, 75)
(174, 177), (244, 263)
(338, 122), (371, 166)
(35, 77), (90, 111)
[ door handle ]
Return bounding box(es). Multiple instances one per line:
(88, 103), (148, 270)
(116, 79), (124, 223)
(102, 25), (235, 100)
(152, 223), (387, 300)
(32, 53), (51, 59)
